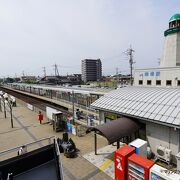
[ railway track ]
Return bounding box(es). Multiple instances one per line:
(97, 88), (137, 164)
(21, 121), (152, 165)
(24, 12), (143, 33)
(0, 87), (71, 117)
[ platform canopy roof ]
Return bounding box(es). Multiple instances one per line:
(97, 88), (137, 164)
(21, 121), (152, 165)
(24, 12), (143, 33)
(87, 117), (140, 144)
(91, 87), (180, 128)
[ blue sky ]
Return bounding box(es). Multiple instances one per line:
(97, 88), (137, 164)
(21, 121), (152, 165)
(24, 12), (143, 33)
(0, 0), (179, 77)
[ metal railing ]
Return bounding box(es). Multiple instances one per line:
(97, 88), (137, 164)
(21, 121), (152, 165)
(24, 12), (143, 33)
(0, 136), (56, 161)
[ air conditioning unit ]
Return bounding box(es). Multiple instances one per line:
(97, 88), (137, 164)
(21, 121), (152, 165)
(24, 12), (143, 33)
(156, 145), (171, 162)
(164, 148), (172, 162)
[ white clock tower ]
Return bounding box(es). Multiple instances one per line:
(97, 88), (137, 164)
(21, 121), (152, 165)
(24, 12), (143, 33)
(160, 14), (180, 67)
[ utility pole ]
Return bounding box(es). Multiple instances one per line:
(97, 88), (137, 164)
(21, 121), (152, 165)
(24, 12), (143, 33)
(42, 67), (46, 77)
(124, 46), (135, 86)
(116, 67), (121, 88)
(22, 71), (25, 77)
(116, 67), (119, 88)
(52, 64), (60, 77)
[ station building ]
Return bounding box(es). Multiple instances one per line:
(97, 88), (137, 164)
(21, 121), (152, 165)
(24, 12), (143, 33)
(91, 87), (180, 164)
(91, 14), (180, 164)
(3, 14), (180, 166)
(134, 14), (180, 87)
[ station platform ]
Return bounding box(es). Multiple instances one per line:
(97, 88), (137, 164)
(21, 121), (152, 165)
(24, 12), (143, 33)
(0, 101), (112, 179)
(83, 145), (116, 179)
(83, 143), (125, 179)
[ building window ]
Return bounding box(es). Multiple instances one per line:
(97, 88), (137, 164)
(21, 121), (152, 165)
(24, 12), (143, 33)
(156, 72), (160, 76)
(150, 72), (154, 76)
(177, 80), (180, 86)
(156, 80), (161, 85)
(166, 80), (172, 86)
(145, 72), (149, 76)
(139, 80), (143, 85)
(147, 80), (151, 85)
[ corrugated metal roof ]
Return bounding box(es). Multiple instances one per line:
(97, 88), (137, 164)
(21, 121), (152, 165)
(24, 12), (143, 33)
(91, 87), (180, 127)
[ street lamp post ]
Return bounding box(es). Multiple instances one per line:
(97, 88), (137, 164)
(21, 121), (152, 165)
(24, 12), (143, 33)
(4, 93), (14, 128)
(5, 100), (13, 128)
(0, 91), (6, 118)
(3, 100), (7, 118)
(72, 90), (75, 124)
(0, 98), (2, 112)
(0, 92), (14, 128)
(9, 102), (13, 128)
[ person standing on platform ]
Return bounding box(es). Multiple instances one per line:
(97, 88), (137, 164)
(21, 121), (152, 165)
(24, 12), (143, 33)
(17, 145), (27, 155)
(37, 111), (44, 124)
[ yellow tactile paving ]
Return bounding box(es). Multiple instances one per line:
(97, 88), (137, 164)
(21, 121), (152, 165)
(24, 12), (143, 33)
(99, 156), (114, 171)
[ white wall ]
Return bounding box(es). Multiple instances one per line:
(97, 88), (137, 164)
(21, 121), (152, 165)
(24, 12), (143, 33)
(146, 122), (179, 164)
(177, 33), (180, 65)
(134, 67), (180, 87)
(160, 33), (178, 67)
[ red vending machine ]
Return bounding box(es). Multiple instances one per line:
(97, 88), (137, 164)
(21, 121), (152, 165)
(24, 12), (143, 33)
(114, 145), (135, 180)
(128, 154), (154, 180)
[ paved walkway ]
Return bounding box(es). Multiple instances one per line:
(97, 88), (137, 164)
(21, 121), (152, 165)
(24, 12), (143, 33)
(83, 145), (116, 179)
(0, 102), (113, 180)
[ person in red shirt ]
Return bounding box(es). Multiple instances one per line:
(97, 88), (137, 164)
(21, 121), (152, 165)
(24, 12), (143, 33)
(38, 111), (44, 124)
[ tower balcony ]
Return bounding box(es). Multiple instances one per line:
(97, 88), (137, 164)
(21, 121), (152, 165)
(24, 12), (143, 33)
(164, 26), (180, 36)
